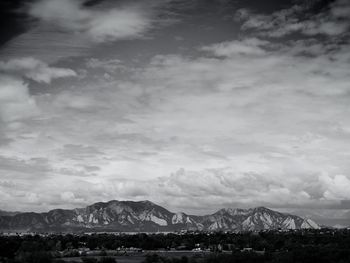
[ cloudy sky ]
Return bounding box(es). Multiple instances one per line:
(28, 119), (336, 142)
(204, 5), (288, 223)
(0, 0), (350, 220)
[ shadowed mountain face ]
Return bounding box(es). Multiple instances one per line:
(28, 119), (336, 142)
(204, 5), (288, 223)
(0, 200), (319, 233)
(0, 210), (20, 217)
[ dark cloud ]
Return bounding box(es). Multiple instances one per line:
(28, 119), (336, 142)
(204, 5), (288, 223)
(0, 0), (32, 46)
(0, 156), (51, 175)
(61, 144), (104, 160)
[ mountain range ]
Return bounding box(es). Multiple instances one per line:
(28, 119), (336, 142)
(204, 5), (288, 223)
(0, 200), (320, 233)
(288, 208), (350, 229)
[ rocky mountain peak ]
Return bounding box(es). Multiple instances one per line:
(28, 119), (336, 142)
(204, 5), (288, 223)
(0, 201), (320, 233)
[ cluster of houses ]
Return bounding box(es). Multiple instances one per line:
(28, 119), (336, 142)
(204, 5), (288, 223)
(58, 246), (144, 258)
(55, 242), (267, 258)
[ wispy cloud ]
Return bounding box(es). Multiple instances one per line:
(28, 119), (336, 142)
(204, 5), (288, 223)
(0, 57), (76, 83)
(236, 0), (350, 37)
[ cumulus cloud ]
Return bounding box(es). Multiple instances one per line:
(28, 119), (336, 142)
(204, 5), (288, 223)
(1, 0), (350, 215)
(0, 0), (180, 62)
(201, 38), (269, 56)
(321, 174), (350, 200)
(60, 191), (85, 204)
(3, 33), (350, 212)
(152, 168), (348, 212)
(24, 165), (348, 214)
(0, 56), (76, 137)
(0, 75), (38, 122)
(28, 0), (163, 42)
(0, 56), (77, 153)
(9, 34), (350, 212)
(86, 8), (152, 42)
(0, 57), (76, 83)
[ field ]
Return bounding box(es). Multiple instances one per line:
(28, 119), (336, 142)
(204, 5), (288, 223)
(60, 251), (215, 262)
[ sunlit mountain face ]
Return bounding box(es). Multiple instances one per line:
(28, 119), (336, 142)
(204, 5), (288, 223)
(0, 200), (320, 232)
(0, 0), (350, 228)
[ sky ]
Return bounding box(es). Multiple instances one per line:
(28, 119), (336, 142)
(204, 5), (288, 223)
(0, 0), (350, 222)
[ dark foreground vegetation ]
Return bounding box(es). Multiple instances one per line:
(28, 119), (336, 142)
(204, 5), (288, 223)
(1, 229), (350, 263)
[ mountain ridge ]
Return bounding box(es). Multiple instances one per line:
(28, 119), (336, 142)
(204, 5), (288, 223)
(0, 200), (320, 233)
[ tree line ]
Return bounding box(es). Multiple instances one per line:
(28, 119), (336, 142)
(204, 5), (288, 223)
(1, 229), (350, 263)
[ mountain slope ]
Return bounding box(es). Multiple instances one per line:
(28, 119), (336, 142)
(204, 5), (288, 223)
(0, 200), (320, 232)
(201, 207), (319, 231)
(0, 210), (20, 217)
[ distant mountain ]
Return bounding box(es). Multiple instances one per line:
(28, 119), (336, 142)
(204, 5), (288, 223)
(287, 209), (350, 229)
(0, 200), (320, 233)
(200, 206), (319, 231)
(0, 210), (20, 217)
